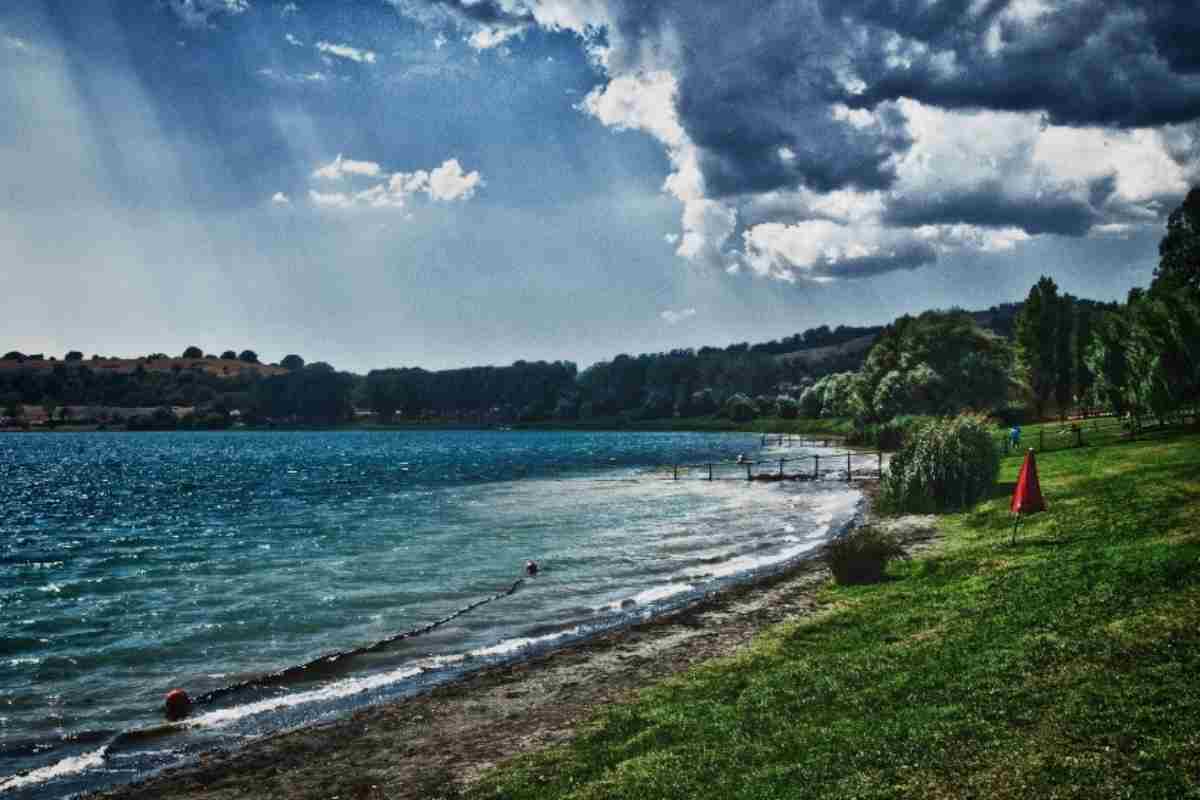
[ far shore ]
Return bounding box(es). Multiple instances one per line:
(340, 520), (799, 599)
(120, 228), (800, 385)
(88, 484), (932, 800)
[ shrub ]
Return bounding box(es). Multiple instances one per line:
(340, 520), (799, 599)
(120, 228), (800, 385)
(847, 417), (913, 450)
(777, 396), (799, 419)
(723, 393), (758, 422)
(881, 413), (1000, 512)
(824, 526), (907, 585)
(799, 385), (823, 418)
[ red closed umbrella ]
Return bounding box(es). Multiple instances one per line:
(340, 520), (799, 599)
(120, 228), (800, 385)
(1010, 449), (1047, 543)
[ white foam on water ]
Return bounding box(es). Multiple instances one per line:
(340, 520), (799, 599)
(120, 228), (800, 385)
(186, 663), (430, 729)
(465, 625), (585, 659)
(0, 745), (108, 793)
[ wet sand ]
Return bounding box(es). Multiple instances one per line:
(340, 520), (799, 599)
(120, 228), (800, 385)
(92, 487), (938, 800)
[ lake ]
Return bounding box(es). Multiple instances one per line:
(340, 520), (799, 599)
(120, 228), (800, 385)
(0, 429), (859, 797)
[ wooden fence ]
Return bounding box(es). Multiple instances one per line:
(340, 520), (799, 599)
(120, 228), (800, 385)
(996, 410), (1199, 456)
(666, 449), (884, 483)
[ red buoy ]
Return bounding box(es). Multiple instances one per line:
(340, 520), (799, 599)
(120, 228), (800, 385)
(164, 688), (192, 719)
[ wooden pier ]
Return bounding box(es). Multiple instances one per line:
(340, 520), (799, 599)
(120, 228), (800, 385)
(667, 447), (885, 483)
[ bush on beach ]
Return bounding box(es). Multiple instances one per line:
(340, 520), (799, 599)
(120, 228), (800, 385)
(824, 526), (908, 585)
(881, 413), (1000, 512)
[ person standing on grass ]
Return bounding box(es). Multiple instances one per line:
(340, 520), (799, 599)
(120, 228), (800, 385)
(1011, 425), (1021, 449)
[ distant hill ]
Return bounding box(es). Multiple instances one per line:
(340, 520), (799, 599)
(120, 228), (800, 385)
(0, 356), (288, 378)
(775, 333), (878, 370)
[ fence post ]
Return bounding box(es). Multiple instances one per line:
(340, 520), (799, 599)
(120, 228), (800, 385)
(847, 453), (852, 482)
(708, 463), (713, 481)
(779, 458), (785, 477)
(746, 462), (752, 481)
(1039, 427), (1045, 451)
(1075, 426), (1083, 448)
(673, 464), (678, 481)
(814, 454), (820, 480)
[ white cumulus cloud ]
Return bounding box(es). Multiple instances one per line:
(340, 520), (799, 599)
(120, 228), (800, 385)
(311, 154), (383, 180)
(305, 157), (483, 212)
(315, 41), (377, 64)
(467, 25), (525, 51)
(168, 0), (249, 28)
(660, 308), (697, 324)
(271, 191), (291, 205)
(427, 159), (483, 201)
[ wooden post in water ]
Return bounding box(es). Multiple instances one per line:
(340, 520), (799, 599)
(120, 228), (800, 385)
(673, 464), (678, 481)
(708, 463), (713, 481)
(878, 450), (883, 478)
(779, 458), (785, 477)
(847, 452), (852, 482)
(814, 454), (820, 480)
(746, 462), (752, 481)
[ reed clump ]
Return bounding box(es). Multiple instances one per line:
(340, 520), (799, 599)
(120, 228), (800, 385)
(880, 412), (1000, 512)
(824, 526), (908, 585)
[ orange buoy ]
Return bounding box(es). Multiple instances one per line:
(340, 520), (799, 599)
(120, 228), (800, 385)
(164, 688), (192, 719)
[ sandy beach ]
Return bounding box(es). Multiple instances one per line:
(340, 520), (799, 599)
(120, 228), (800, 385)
(87, 488), (934, 800)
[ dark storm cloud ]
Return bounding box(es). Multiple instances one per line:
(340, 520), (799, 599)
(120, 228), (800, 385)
(883, 180), (1099, 236)
(1088, 173), (1118, 211)
(810, 240), (938, 280)
(409, 0), (1200, 210)
(840, 1), (1200, 128)
(594, 0), (1200, 208)
(1144, 0), (1200, 75)
(653, 0), (913, 197)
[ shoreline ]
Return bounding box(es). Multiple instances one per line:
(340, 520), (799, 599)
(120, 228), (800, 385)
(87, 484), (935, 800)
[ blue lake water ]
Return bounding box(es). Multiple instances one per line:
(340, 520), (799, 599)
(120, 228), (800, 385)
(0, 430), (860, 797)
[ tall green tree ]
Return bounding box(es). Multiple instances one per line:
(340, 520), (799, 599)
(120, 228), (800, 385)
(1150, 187), (1200, 297)
(1074, 302), (1096, 407)
(1015, 276), (1065, 419)
(1054, 293), (1076, 416)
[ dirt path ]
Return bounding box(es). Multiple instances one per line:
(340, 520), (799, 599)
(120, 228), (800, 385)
(92, 491), (938, 800)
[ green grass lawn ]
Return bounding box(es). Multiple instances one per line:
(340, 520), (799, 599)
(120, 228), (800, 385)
(471, 431), (1200, 799)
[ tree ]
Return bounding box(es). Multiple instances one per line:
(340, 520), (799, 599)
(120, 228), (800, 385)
(798, 384), (823, 418)
(723, 393), (757, 422)
(1054, 293), (1075, 416)
(777, 396), (799, 419)
(182, 346), (203, 359)
(281, 354), (305, 371)
(238, 350), (259, 364)
(1015, 276), (1066, 419)
(1150, 186), (1200, 297)
(64, 351), (83, 361)
(1074, 302), (1096, 407)
(220, 350), (237, 360)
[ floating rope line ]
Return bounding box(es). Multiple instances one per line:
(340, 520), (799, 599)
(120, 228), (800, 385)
(190, 577), (526, 707)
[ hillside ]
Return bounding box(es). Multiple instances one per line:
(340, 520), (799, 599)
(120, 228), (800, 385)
(0, 356), (287, 378)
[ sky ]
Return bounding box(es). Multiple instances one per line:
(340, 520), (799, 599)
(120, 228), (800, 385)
(2, 0), (1199, 373)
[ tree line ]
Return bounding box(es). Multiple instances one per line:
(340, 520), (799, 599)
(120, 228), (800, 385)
(4, 188), (1195, 430)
